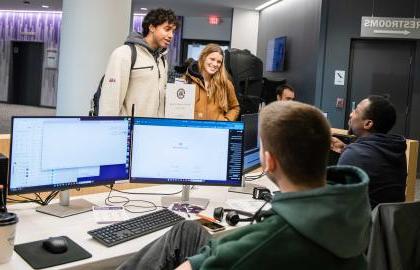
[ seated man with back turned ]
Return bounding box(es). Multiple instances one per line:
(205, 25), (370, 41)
(118, 101), (371, 270)
(331, 95), (407, 209)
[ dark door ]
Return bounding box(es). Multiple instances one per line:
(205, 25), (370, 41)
(8, 41), (44, 106)
(346, 39), (415, 136)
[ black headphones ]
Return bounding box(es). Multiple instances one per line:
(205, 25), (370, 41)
(213, 206), (274, 226)
(213, 207), (253, 226)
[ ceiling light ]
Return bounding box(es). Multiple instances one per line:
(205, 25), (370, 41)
(0, 9), (62, 14)
(133, 13), (147, 16)
(255, 0), (280, 11)
(41, 5), (49, 8)
(140, 8), (148, 11)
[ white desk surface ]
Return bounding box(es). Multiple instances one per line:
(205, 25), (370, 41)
(1, 176), (276, 270)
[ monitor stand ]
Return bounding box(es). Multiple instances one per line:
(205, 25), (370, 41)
(228, 176), (264, 195)
(161, 185), (209, 209)
(36, 190), (95, 218)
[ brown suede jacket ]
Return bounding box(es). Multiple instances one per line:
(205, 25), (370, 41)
(185, 62), (240, 121)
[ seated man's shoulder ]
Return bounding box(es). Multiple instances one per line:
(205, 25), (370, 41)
(223, 214), (289, 243)
(339, 141), (374, 165)
(225, 215), (366, 270)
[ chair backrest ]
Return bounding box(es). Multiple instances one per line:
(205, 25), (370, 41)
(405, 139), (419, 201)
(368, 201), (420, 270)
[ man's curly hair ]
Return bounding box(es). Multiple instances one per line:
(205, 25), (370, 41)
(142, 8), (178, 37)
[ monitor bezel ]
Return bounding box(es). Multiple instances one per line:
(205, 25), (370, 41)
(241, 113), (261, 174)
(129, 117), (245, 187)
(7, 116), (132, 195)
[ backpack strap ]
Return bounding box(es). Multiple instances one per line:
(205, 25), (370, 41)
(91, 43), (137, 116)
(124, 42), (137, 70)
(161, 55), (166, 69)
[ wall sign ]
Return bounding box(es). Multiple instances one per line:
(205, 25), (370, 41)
(46, 49), (58, 69)
(334, 70), (345, 86)
(361, 16), (420, 39)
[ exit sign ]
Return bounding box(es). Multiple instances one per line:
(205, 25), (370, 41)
(208, 16), (220, 25)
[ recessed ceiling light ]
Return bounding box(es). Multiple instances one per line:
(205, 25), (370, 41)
(0, 9), (62, 13)
(255, 0), (280, 11)
(140, 7), (148, 11)
(41, 5), (49, 8)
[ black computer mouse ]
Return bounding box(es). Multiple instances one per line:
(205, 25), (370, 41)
(42, 236), (68, 254)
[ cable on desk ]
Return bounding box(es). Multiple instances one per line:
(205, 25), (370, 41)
(8, 191), (59, 206)
(244, 172), (266, 182)
(104, 185), (169, 214)
(44, 191), (60, 205)
(105, 185), (183, 196)
(7, 198), (35, 204)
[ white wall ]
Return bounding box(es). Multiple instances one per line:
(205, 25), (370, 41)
(183, 17), (232, 41)
(231, 8), (259, 55)
(56, 0), (131, 115)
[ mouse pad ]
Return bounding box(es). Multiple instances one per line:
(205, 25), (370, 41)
(14, 236), (92, 269)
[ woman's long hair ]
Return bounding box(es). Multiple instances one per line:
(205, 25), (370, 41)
(197, 44), (231, 112)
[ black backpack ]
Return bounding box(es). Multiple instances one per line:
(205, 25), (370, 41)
(89, 43), (137, 116)
(224, 49), (263, 115)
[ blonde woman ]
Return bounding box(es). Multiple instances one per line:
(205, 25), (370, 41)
(185, 44), (240, 121)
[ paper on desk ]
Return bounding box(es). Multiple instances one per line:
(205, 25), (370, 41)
(92, 206), (128, 224)
(226, 199), (265, 213)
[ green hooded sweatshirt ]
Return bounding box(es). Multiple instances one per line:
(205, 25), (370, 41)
(188, 166), (372, 270)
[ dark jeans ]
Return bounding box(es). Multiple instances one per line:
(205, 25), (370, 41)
(116, 221), (212, 270)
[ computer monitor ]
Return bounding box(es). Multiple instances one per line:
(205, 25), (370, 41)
(242, 113), (260, 173)
(187, 44), (230, 60)
(130, 118), (244, 208)
(229, 113), (263, 194)
(8, 116), (131, 217)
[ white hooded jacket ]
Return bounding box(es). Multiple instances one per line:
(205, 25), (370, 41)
(99, 32), (167, 117)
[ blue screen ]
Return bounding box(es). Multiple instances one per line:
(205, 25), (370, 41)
(8, 117), (131, 194)
(130, 118), (244, 186)
(266, 36), (286, 72)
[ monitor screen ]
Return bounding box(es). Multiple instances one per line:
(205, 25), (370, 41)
(130, 118), (244, 186)
(8, 117), (131, 194)
(266, 36), (286, 72)
(242, 113), (260, 173)
(187, 44), (230, 60)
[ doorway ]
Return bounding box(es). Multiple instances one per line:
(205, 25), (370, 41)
(346, 39), (415, 136)
(8, 41), (44, 106)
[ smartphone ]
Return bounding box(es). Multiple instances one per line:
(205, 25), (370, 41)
(196, 218), (226, 232)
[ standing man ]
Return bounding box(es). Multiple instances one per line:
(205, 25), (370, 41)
(276, 84), (295, 101)
(99, 8), (178, 117)
(331, 95), (407, 209)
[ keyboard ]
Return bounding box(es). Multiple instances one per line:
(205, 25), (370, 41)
(88, 208), (185, 247)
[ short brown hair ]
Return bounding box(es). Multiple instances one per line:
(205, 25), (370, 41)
(259, 101), (331, 184)
(276, 84), (295, 96)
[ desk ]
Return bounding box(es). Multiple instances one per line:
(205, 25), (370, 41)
(1, 177), (276, 270)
